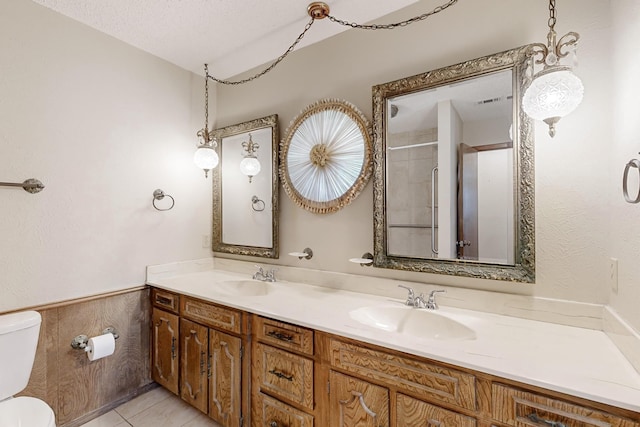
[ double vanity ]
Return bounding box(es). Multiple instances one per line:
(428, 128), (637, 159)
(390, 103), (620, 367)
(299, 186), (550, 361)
(146, 261), (640, 427)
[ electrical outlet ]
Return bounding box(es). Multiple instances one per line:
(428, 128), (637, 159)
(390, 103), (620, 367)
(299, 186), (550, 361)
(202, 234), (211, 249)
(609, 257), (618, 294)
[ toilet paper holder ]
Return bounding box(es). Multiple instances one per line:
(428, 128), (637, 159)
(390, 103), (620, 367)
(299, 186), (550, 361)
(70, 327), (120, 350)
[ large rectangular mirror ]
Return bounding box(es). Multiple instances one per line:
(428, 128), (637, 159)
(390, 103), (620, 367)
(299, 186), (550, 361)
(212, 114), (279, 258)
(372, 46), (535, 282)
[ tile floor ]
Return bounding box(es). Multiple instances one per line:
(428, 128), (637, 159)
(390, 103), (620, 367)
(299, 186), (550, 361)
(80, 387), (221, 427)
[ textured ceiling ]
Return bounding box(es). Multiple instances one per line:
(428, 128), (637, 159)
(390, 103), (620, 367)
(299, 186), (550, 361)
(31, 0), (424, 78)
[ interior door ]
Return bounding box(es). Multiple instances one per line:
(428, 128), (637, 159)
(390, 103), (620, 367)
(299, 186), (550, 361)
(458, 143), (479, 260)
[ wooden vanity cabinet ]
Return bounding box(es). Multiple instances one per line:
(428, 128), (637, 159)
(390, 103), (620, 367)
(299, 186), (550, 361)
(151, 290), (247, 427)
(150, 288), (640, 427)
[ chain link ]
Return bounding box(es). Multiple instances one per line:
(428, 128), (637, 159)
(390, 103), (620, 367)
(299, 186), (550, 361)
(204, 64), (209, 129)
(206, 0), (460, 85)
(208, 18), (315, 86)
(548, 0), (557, 31)
(327, 0), (458, 30)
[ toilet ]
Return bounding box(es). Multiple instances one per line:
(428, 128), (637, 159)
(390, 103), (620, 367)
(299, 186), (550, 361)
(0, 311), (56, 427)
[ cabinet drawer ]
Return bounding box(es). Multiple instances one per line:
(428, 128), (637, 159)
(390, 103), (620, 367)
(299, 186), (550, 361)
(255, 316), (314, 356)
(253, 392), (314, 427)
(329, 338), (476, 411)
(151, 288), (180, 313)
(180, 296), (241, 334)
(397, 393), (476, 427)
(492, 383), (639, 427)
(254, 343), (314, 411)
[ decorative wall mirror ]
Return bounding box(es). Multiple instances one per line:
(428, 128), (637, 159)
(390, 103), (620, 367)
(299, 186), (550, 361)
(280, 99), (372, 214)
(212, 114), (279, 258)
(372, 46), (535, 282)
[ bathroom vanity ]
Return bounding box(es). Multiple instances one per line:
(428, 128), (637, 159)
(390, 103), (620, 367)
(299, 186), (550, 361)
(147, 267), (640, 427)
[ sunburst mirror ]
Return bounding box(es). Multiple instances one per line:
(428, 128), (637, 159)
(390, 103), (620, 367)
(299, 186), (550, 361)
(280, 99), (372, 214)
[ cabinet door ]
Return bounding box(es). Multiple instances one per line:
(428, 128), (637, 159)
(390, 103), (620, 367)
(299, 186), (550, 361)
(151, 307), (179, 395)
(180, 319), (209, 414)
(209, 329), (242, 427)
(329, 371), (389, 427)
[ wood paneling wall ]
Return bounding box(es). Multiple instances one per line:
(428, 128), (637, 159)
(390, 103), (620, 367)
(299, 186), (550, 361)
(15, 287), (153, 427)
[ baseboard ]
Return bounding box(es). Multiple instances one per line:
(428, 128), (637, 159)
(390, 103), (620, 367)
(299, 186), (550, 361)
(60, 382), (157, 427)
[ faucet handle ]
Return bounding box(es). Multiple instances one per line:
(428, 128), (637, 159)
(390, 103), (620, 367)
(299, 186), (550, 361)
(397, 285), (415, 305)
(426, 289), (446, 310)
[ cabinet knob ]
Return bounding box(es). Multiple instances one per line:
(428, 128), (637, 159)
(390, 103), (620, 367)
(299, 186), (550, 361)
(269, 421), (279, 427)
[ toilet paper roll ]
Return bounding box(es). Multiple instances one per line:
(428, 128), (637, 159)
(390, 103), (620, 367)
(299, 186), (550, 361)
(86, 333), (115, 361)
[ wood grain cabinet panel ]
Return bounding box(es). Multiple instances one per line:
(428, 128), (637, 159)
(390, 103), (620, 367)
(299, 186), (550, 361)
(255, 317), (314, 356)
(254, 343), (314, 411)
(329, 371), (389, 427)
(253, 392), (314, 427)
(209, 329), (242, 427)
(397, 393), (476, 427)
(492, 384), (639, 427)
(151, 288), (180, 313)
(329, 338), (477, 411)
(181, 296), (241, 334)
(151, 307), (179, 395)
(180, 319), (209, 414)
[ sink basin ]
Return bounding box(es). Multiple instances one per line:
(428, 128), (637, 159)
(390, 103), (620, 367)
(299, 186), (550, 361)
(214, 280), (271, 297)
(349, 306), (476, 341)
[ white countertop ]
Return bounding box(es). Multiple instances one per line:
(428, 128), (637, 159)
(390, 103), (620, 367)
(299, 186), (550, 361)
(147, 269), (640, 413)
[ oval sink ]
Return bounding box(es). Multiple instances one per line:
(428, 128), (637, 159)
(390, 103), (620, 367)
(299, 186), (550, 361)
(214, 280), (271, 297)
(349, 306), (475, 341)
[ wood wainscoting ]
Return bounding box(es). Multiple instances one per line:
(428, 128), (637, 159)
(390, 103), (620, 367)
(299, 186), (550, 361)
(12, 287), (153, 427)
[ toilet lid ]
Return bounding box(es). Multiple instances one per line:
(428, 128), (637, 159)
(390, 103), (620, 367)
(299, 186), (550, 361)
(0, 396), (56, 427)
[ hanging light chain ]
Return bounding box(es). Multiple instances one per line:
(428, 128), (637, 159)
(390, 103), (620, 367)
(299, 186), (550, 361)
(548, 0), (557, 32)
(326, 0), (458, 30)
(206, 0), (460, 85)
(204, 64), (209, 130)
(208, 18), (316, 86)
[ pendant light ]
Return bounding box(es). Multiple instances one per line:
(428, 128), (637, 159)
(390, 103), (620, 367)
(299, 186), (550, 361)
(522, 0), (584, 138)
(194, 64), (219, 177)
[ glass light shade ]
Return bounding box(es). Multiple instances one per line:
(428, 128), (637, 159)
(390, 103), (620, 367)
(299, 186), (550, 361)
(523, 67), (584, 122)
(193, 145), (219, 171)
(240, 156), (261, 179)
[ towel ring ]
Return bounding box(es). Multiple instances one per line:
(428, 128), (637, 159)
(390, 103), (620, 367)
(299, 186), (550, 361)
(153, 189), (175, 211)
(623, 158), (640, 204)
(251, 195), (265, 212)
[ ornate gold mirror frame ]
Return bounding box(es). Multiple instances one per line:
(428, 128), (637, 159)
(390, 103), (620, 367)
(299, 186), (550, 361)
(280, 99), (373, 214)
(212, 114), (279, 258)
(372, 46), (536, 282)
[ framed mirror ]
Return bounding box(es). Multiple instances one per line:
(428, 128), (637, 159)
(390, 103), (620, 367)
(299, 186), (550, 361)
(212, 114), (279, 258)
(372, 46), (535, 282)
(280, 99), (372, 214)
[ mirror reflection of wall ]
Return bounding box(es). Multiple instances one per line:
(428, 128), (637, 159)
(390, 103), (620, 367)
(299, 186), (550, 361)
(385, 68), (515, 265)
(221, 126), (273, 248)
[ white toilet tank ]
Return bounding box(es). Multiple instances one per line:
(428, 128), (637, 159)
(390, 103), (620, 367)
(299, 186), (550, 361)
(0, 311), (42, 401)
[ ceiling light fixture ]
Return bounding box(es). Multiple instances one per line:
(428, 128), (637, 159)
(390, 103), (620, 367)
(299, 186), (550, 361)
(194, 64), (219, 177)
(522, 0), (583, 138)
(240, 133), (261, 183)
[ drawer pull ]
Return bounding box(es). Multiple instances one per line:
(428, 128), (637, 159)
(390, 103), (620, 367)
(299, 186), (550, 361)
(268, 369), (294, 382)
(267, 330), (294, 342)
(528, 413), (567, 427)
(269, 422), (280, 427)
(155, 295), (173, 305)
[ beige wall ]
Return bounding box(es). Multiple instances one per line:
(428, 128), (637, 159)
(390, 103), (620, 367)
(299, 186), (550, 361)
(0, 0), (212, 312)
(610, 0), (640, 331)
(214, 0), (616, 303)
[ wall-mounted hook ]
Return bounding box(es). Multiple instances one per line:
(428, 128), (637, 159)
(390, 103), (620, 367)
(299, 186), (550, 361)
(153, 189), (175, 211)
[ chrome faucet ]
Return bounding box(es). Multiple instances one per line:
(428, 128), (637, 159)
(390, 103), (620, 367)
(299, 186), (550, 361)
(397, 285), (416, 306)
(398, 285), (445, 310)
(424, 289), (446, 310)
(253, 265), (277, 282)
